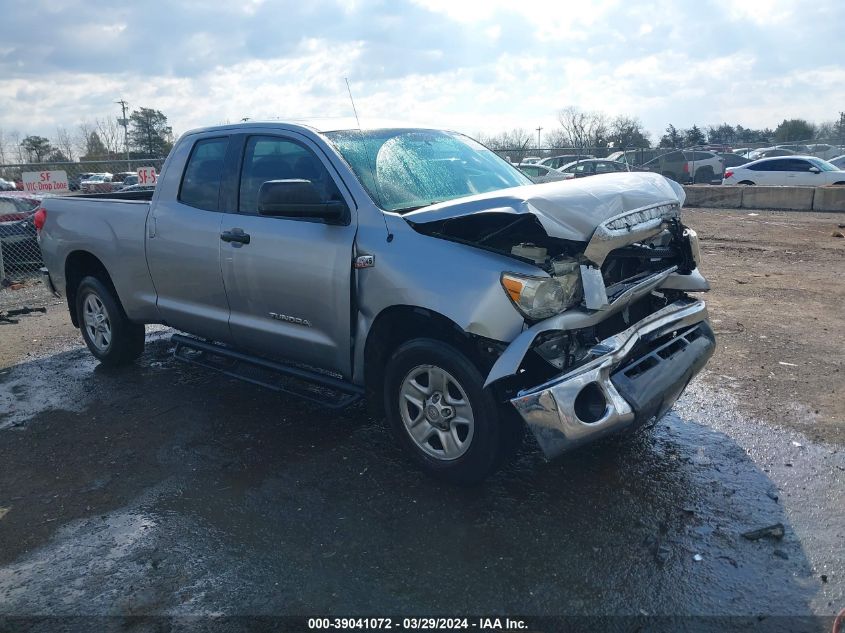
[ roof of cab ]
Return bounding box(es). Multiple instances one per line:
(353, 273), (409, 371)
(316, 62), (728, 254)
(180, 117), (445, 138)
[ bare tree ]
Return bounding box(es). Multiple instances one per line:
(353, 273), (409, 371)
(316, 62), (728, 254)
(9, 131), (26, 163)
(556, 106), (609, 149)
(609, 115), (650, 148)
(95, 117), (122, 156)
(476, 128), (533, 163)
(55, 127), (75, 162)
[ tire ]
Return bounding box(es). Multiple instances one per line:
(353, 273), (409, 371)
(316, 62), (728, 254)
(738, 180), (755, 185)
(75, 276), (145, 366)
(384, 338), (521, 484)
(833, 181), (845, 186)
(694, 167), (714, 184)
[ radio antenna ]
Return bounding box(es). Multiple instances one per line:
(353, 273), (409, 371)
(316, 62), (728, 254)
(345, 77), (361, 128)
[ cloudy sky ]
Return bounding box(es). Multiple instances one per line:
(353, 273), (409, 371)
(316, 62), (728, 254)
(1, 0), (844, 146)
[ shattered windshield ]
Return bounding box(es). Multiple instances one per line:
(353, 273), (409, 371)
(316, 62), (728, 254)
(324, 129), (531, 213)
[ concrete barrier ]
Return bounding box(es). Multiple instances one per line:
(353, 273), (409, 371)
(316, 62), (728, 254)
(740, 186), (815, 211)
(812, 186), (845, 212)
(683, 185), (742, 208)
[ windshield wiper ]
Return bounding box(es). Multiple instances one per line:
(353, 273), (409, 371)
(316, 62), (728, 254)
(392, 202), (440, 214)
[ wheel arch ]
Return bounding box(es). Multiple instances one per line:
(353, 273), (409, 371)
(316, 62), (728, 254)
(360, 305), (505, 418)
(64, 250), (124, 328)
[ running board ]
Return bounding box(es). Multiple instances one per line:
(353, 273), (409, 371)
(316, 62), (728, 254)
(171, 334), (363, 410)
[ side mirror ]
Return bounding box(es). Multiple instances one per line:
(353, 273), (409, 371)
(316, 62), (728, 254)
(808, 166), (821, 174)
(257, 179), (348, 223)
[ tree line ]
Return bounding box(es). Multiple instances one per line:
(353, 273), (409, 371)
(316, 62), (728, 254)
(477, 107), (845, 159)
(0, 107), (174, 165)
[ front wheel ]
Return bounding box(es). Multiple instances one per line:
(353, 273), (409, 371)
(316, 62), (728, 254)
(384, 339), (521, 484)
(76, 276), (145, 366)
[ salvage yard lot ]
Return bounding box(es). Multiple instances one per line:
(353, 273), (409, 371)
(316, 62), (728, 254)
(0, 207), (843, 621)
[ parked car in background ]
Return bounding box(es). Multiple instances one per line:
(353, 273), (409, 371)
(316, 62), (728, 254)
(539, 154), (594, 169)
(70, 172), (96, 192)
(117, 174), (140, 190)
(747, 147), (794, 160)
(732, 148), (754, 156)
(517, 163), (571, 183)
(117, 183), (156, 193)
(80, 173), (113, 193)
(641, 150), (724, 184)
(110, 172), (137, 190)
(558, 159), (630, 178)
(723, 156), (845, 186)
(774, 144), (811, 154)
(806, 144), (844, 160)
(0, 177), (16, 191)
(829, 154), (845, 170)
(605, 148), (667, 166)
(517, 157), (542, 165)
(0, 193), (43, 270)
(718, 153), (752, 168)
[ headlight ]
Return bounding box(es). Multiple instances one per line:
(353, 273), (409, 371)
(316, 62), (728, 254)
(501, 270), (582, 320)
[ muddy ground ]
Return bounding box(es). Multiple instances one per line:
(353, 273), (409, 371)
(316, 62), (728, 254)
(683, 208), (845, 444)
(0, 208), (842, 629)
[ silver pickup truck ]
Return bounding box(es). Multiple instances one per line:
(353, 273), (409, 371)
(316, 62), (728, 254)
(38, 120), (714, 483)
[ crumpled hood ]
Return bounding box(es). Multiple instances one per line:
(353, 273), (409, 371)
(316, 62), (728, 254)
(404, 171), (685, 242)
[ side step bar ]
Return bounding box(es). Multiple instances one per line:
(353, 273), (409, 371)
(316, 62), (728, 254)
(172, 334), (363, 410)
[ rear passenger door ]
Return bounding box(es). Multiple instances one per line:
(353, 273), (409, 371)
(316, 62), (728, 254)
(146, 134), (234, 343)
(220, 132), (357, 377)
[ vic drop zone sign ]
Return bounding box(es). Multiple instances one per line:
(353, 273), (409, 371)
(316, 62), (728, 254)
(22, 170), (69, 193)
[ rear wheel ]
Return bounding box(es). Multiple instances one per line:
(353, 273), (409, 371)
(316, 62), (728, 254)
(694, 167), (714, 183)
(833, 181), (845, 185)
(76, 276), (145, 366)
(738, 180), (755, 185)
(384, 338), (521, 484)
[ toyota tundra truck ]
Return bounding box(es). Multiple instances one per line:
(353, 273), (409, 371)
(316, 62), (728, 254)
(37, 120), (714, 483)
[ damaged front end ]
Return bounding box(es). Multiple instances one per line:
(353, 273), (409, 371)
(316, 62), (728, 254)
(406, 173), (715, 459)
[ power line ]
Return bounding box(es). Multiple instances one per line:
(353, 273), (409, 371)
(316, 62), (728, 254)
(116, 99), (130, 162)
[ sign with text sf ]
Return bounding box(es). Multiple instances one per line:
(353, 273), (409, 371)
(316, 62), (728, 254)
(22, 170), (68, 193)
(137, 167), (157, 186)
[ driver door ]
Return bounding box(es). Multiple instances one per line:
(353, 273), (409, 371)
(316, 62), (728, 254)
(220, 133), (357, 377)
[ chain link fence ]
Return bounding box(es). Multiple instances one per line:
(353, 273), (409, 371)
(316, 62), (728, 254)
(0, 158), (164, 313)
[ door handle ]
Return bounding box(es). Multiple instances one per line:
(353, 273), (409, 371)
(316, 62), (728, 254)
(220, 229), (251, 244)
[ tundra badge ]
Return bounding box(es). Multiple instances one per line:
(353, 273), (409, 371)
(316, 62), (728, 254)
(269, 313), (312, 327)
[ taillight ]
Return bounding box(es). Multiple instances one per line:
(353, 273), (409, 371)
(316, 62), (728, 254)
(33, 207), (46, 232)
(683, 163), (690, 173)
(724, 170), (734, 180)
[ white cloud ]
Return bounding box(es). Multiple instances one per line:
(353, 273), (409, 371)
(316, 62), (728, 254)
(0, 0), (843, 148)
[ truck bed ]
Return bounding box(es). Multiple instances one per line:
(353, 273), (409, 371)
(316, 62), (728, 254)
(39, 194), (159, 323)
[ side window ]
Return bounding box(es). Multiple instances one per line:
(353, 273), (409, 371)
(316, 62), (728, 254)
(179, 137), (229, 211)
(238, 136), (341, 214)
(748, 161), (769, 171)
(692, 151), (713, 161)
(765, 160), (786, 171)
(783, 159), (811, 172)
(595, 162), (615, 173)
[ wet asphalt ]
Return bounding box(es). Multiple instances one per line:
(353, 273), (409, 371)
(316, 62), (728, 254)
(0, 330), (843, 626)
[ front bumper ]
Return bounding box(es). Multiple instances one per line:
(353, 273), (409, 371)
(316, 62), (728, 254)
(510, 299), (714, 459)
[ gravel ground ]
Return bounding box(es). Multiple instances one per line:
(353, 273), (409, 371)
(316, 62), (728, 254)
(0, 208), (842, 630)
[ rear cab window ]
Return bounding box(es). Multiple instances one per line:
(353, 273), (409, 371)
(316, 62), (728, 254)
(179, 137), (230, 211)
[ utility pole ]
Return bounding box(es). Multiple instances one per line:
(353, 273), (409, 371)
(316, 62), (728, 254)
(536, 126), (543, 150)
(116, 99), (130, 163)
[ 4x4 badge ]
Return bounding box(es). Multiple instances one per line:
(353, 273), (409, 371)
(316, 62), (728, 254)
(354, 255), (375, 269)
